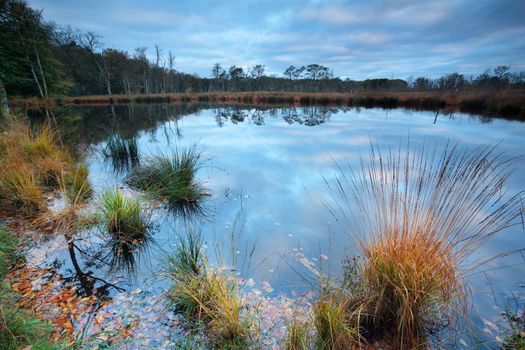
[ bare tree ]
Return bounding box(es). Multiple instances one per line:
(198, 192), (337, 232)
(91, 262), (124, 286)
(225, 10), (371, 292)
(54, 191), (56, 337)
(168, 51), (175, 92)
(77, 31), (113, 96)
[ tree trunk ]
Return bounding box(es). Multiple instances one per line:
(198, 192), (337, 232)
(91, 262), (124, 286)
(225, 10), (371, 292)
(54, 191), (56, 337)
(34, 47), (48, 97)
(29, 61), (45, 98)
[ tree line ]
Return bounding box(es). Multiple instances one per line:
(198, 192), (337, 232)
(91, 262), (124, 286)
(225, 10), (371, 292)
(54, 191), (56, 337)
(1, 0), (525, 103)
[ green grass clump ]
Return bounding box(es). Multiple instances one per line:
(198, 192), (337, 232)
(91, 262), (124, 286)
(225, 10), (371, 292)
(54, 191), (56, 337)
(126, 145), (208, 207)
(99, 189), (152, 272)
(100, 189), (150, 240)
(166, 230), (208, 317)
(0, 288), (55, 350)
(166, 230), (256, 349)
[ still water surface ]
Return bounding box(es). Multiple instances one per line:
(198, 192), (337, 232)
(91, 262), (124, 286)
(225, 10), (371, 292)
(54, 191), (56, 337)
(38, 104), (525, 345)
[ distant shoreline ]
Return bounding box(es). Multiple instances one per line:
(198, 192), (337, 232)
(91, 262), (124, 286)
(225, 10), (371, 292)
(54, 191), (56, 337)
(10, 90), (525, 121)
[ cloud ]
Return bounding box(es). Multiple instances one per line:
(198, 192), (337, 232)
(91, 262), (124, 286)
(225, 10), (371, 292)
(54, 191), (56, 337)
(28, 0), (525, 79)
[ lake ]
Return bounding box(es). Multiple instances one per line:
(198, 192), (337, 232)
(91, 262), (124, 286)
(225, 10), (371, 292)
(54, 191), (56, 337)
(30, 104), (525, 348)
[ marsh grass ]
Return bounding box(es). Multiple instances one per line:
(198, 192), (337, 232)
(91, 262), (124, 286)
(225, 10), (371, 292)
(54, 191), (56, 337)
(0, 288), (56, 350)
(285, 315), (312, 350)
(62, 162), (92, 204)
(0, 226), (18, 280)
(166, 230), (256, 349)
(324, 141), (524, 347)
(6, 170), (43, 212)
(100, 189), (151, 240)
(97, 189), (153, 272)
(103, 135), (139, 173)
(126, 145), (209, 208)
(0, 118), (80, 214)
(312, 288), (363, 350)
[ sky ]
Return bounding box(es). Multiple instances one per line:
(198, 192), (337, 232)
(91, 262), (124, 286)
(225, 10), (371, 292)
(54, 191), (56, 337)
(28, 0), (525, 80)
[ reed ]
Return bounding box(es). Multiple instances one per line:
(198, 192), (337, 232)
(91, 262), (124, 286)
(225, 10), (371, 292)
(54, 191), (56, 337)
(326, 141), (523, 347)
(285, 315), (312, 350)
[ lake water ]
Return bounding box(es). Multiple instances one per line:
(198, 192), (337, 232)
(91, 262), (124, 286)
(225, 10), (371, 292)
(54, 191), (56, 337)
(33, 104), (525, 347)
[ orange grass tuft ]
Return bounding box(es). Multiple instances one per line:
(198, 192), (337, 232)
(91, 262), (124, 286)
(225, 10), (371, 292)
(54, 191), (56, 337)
(326, 141), (523, 347)
(0, 118), (81, 214)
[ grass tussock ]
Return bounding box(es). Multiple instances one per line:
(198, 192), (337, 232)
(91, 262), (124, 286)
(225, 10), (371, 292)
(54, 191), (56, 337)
(100, 189), (151, 240)
(126, 145), (209, 206)
(62, 162), (92, 204)
(166, 230), (256, 349)
(0, 117), (91, 214)
(326, 141), (523, 348)
(98, 189), (153, 272)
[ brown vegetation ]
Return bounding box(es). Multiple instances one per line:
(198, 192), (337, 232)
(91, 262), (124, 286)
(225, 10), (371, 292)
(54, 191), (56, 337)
(11, 90), (525, 120)
(319, 142), (524, 348)
(0, 116), (91, 216)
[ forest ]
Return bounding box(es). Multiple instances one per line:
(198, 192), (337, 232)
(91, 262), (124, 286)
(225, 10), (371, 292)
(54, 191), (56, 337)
(1, 0), (524, 103)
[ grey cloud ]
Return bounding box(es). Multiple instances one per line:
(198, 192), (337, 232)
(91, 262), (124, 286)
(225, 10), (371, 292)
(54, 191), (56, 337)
(28, 0), (525, 79)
